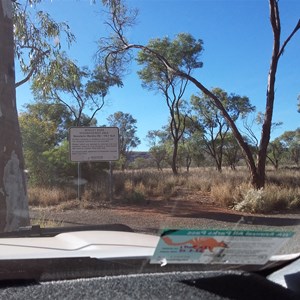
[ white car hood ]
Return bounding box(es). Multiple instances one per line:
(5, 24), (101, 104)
(0, 231), (159, 260)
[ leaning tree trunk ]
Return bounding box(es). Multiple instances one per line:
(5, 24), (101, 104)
(0, 0), (30, 232)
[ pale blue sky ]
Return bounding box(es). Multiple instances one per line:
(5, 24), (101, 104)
(16, 0), (300, 151)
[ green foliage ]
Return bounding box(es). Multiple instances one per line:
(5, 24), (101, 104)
(137, 33), (203, 89)
(13, 1), (75, 87)
(112, 153), (127, 170)
(42, 141), (76, 185)
(149, 145), (168, 170)
(136, 34), (203, 174)
(22, 101), (73, 144)
(32, 52), (119, 126)
(129, 157), (152, 169)
(146, 130), (168, 147)
(146, 130), (169, 170)
(19, 106), (58, 185)
(87, 65), (123, 98)
(19, 101), (79, 185)
(107, 111), (140, 169)
(20, 100), (102, 185)
(223, 133), (243, 170)
(19, 99), (114, 185)
(267, 138), (287, 169)
(125, 191), (146, 205)
(278, 128), (300, 166)
(100, 0), (300, 189)
(137, 32), (203, 72)
(191, 88), (255, 127)
(191, 88), (255, 171)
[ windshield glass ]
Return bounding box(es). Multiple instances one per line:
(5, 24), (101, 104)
(0, 0), (300, 273)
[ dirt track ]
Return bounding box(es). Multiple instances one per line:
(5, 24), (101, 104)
(30, 206), (300, 255)
(30, 198), (300, 234)
(29, 191), (300, 254)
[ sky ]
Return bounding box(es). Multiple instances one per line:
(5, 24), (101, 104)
(16, 0), (300, 151)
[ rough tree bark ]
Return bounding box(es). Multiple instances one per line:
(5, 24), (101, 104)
(0, 0), (30, 232)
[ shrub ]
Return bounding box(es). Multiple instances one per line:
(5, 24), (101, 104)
(234, 188), (266, 213)
(125, 191), (146, 205)
(233, 185), (295, 213)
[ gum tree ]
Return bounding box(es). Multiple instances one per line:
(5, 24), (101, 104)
(191, 88), (255, 172)
(13, 0), (75, 87)
(107, 111), (140, 170)
(100, 0), (300, 188)
(267, 138), (286, 170)
(137, 34), (203, 174)
(279, 129), (300, 166)
(0, 0), (119, 231)
(32, 53), (121, 126)
(0, 0), (29, 231)
(0, 0), (75, 231)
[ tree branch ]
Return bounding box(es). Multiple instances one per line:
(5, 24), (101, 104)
(278, 19), (300, 58)
(15, 49), (50, 88)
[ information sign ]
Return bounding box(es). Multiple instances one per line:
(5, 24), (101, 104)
(69, 127), (119, 162)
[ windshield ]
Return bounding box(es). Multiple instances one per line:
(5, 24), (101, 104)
(0, 0), (300, 276)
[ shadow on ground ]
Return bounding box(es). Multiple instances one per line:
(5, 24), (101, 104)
(174, 211), (300, 226)
(112, 198), (300, 227)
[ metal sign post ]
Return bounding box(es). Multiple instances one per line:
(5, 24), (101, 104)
(77, 162), (81, 200)
(109, 161), (113, 202)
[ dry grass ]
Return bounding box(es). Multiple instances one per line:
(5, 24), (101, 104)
(31, 211), (63, 228)
(210, 183), (238, 208)
(267, 169), (300, 188)
(28, 167), (300, 214)
(113, 170), (178, 202)
(28, 187), (77, 206)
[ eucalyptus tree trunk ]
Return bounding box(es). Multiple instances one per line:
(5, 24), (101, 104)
(171, 139), (179, 175)
(0, 0), (30, 232)
(253, 0), (300, 188)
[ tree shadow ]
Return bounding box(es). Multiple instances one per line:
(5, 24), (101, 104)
(172, 210), (300, 227)
(111, 198), (300, 227)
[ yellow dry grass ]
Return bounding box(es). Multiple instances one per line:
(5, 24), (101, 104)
(28, 166), (300, 213)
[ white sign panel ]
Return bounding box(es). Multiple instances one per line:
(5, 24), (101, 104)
(69, 127), (119, 162)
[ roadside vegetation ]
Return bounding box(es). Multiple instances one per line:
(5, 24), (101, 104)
(1, 0), (298, 231)
(28, 166), (300, 214)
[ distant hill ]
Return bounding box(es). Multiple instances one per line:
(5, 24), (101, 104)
(127, 151), (151, 163)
